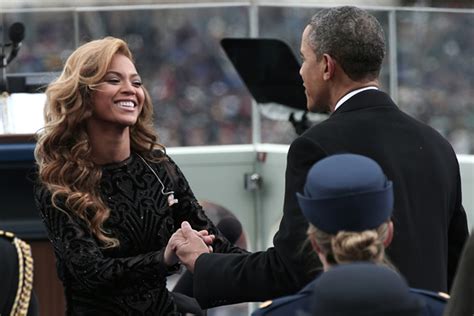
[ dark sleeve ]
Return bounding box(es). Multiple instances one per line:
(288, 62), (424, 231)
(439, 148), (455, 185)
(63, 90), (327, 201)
(192, 136), (327, 308)
(447, 163), (469, 289)
(164, 155), (246, 255)
(34, 185), (173, 294)
(444, 232), (474, 316)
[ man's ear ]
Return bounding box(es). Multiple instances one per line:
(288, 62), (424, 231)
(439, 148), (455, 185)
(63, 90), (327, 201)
(383, 220), (394, 248)
(323, 53), (336, 81)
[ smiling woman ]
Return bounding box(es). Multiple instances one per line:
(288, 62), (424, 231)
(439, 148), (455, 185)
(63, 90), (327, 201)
(88, 54), (144, 130)
(86, 53), (146, 163)
(33, 37), (246, 315)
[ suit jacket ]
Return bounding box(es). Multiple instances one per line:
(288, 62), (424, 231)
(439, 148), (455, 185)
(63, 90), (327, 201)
(193, 90), (468, 308)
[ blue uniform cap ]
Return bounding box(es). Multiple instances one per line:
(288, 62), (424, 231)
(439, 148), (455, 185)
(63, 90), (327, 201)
(296, 154), (393, 234)
(312, 263), (424, 316)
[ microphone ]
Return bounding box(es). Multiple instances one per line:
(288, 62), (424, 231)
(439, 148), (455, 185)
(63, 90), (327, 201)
(6, 22), (25, 65)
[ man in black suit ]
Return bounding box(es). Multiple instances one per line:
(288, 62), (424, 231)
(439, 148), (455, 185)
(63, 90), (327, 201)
(171, 6), (468, 308)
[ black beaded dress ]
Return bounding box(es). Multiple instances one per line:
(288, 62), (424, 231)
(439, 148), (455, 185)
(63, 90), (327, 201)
(34, 151), (243, 315)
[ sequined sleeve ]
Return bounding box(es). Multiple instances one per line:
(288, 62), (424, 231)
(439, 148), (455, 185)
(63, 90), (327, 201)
(163, 155), (247, 255)
(34, 184), (172, 294)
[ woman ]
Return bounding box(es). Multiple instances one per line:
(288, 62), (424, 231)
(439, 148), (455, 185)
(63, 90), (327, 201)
(251, 153), (447, 316)
(34, 37), (243, 315)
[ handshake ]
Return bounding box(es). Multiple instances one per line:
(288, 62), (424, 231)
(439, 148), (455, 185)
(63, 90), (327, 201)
(164, 221), (215, 272)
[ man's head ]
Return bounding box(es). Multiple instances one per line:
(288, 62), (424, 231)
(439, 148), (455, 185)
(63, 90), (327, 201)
(300, 6), (386, 113)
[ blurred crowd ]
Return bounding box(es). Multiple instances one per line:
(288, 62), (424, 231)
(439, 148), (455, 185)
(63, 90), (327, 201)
(2, 5), (473, 152)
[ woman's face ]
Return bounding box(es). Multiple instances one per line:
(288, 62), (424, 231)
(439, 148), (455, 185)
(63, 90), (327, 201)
(88, 53), (145, 131)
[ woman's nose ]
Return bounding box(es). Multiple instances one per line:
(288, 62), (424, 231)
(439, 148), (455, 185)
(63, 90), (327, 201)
(120, 80), (136, 94)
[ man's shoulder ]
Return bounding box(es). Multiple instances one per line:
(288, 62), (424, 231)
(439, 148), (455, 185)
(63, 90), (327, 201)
(300, 101), (455, 153)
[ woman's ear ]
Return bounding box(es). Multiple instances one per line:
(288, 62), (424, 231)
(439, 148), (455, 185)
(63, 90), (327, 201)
(310, 236), (331, 271)
(383, 220), (394, 248)
(310, 237), (322, 254)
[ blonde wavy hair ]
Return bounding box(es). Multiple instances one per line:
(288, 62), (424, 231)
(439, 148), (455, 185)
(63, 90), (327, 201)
(35, 37), (164, 248)
(307, 222), (395, 269)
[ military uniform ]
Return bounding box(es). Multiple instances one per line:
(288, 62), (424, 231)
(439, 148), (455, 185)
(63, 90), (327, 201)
(411, 288), (449, 316)
(0, 230), (38, 316)
(251, 281), (313, 316)
(252, 271), (448, 316)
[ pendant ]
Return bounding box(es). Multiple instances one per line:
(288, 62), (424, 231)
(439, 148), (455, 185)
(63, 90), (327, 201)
(167, 193), (178, 206)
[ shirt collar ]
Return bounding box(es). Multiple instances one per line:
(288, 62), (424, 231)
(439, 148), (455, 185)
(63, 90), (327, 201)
(334, 86), (379, 112)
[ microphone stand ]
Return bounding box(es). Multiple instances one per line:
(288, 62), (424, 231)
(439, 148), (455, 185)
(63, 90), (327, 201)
(0, 22), (25, 134)
(1, 42), (8, 92)
(0, 42), (10, 133)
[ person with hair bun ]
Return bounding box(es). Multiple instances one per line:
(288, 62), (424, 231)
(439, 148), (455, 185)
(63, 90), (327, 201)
(33, 37), (244, 315)
(252, 154), (447, 316)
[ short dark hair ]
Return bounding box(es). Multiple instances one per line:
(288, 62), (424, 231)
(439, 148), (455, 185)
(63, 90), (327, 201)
(308, 6), (386, 81)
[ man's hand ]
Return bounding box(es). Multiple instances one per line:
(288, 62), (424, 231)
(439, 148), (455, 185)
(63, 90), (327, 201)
(164, 221), (214, 272)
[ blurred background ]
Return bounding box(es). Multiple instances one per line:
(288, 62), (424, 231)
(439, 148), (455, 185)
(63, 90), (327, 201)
(1, 0), (473, 151)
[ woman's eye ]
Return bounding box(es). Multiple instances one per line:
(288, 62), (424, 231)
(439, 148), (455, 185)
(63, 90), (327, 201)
(106, 78), (120, 84)
(132, 81), (143, 87)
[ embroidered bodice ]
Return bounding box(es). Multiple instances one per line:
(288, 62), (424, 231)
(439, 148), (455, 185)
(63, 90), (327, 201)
(35, 151), (242, 315)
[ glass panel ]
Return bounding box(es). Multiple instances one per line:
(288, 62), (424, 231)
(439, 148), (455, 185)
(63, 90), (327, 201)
(3, 6), (473, 153)
(397, 11), (474, 154)
(258, 6), (390, 144)
(78, 7), (252, 147)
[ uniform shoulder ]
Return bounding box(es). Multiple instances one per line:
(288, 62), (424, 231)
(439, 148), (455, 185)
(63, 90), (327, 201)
(252, 280), (319, 316)
(0, 229), (16, 241)
(410, 288), (450, 303)
(0, 230), (32, 255)
(0, 230), (17, 255)
(0, 230), (20, 267)
(252, 292), (309, 316)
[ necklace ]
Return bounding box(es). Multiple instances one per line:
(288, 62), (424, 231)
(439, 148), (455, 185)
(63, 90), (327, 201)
(136, 153), (179, 207)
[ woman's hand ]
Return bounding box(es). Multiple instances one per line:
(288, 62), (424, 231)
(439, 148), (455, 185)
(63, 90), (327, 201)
(164, 222), (215, 268)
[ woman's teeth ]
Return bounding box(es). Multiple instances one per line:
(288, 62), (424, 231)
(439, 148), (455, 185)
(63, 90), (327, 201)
(117, 101), (135, 108)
